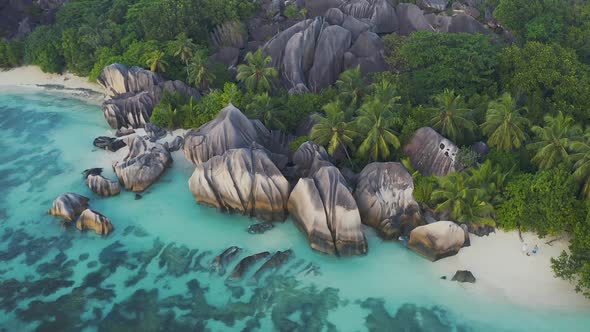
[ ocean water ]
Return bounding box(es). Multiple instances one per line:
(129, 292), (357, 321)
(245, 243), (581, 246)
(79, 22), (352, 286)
(0, 90), (589, 332)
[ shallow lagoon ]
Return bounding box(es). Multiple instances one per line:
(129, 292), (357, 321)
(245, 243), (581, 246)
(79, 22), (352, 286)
(0, 91), (589, 331)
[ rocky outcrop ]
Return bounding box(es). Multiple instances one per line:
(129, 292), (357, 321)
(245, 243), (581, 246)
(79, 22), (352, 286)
(75, 209), (114, 236)
(407, 221), (466, 261)
(452, 270), (476, 283)
(48, 193), (90, 222)
(417, 0), (448, 13)
(183, 104), (289, 168)
(98, 64), (200, 129)
(86, 171), (121, 197)
(251, 249), (294, 282)
(248, 222), (275, 234)
(292, 141), (330, 178)
(354, 162), (423, 239)
(113, 136), (172, 192)
(188, 147), (290, 222)
(404, 127), (458, 176)
(163, 136), (184, 152)
(288, 165), (367, 256)
(228, 252), (271, 281)
(93, 136), (126, 152)
(210, 246), (241, 275)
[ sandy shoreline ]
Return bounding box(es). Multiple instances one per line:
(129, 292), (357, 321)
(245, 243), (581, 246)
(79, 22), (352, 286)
(0, 66), (105, 102)
(434, 230), (590, 311)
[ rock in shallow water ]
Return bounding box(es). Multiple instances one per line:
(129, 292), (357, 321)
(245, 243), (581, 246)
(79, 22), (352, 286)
(48, 193), (90, 222)
(248, 222), (275, 234)
(210, 246), (241, 275)
(452, 270), (476, 283)
(251, 249), (294, 282)
(227, 252), (271, 281)
(189, 147), (290, 222)
(407, 221), (466, 261)
(93, 136), (126, 152)
(354, 162), (423, 239)
(75, 209), (114, 235)
(86, 172), (121, 197)
(288, 165), (367, 256)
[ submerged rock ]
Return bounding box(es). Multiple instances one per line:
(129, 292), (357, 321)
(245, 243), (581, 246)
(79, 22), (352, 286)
(354, 162), (423, 239)
(210, 246), (241, 275)
(75, 209), (114, 235)
(403, 127), (458, 176)
(407, 221), (466, 261)
(113, 136), (172, 192)
(248, 222), (275, 234)
(93, 136), (126, 152)
(48, 193), (90, 222)
(288, 165), (367, 256)
(251, 249), (294, 282)
(189, 147), (290, 222)
(452, 270), (476, 283)
(227, 252), (271, 281)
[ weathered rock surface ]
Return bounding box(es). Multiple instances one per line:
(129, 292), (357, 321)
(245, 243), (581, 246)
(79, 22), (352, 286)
(407, 221), (466, 261)
(210, 246), (241, 275)
(184, 104), (289, 168)
(113, 136), (172, 192)
(248, 222), (275, 234)
(452, 270), (476, 283)
(93, 136), (126, 152)
(292, 141), (330, 178)
(189, 147), (290, 222)
(251, 249), (294, 282)
(86, 172), (121, 197)
(163, 136), (184, 152)
(467, 223), (495, 237)
(404, 127), (458, 176)
(228, 251), (271, 281)
(288, 165), (367, 256)
(354, 162), (423, 239)
(75, 209), (114, 236)
(48, 193), (90, 222)
(115, 127), (135, 137)
(417, 0), (448, 12)
(98, 63), (200, 129)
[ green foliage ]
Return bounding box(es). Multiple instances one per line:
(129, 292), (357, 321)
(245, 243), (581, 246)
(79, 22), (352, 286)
(310, 101), (357, 160)
(0, 39), (24, 68)
(24, 26), (65, 73)
(335, 66), (368, 108)
(246, 93), (285, 130)
(151, 92), (189, 129)
(428, 89), (477, 144)
(389, 31), (499, 104)
(61, 29), (95, 75)
(283, 4), (306, 19)
(481, 93), (530, 150)
(499, 42), (590, 123)
(355, 99), (401, 161)
(237, 49), (278, 93)
(494, 0), (569, 42)
(289, 136), (310, 152)
(497, 167), (585, 235)
(454, 146), (480, 170)
(570, 131), (590, 200)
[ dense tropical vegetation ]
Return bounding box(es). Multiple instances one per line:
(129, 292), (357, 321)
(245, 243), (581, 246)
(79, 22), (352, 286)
(1, 0), (590, 298)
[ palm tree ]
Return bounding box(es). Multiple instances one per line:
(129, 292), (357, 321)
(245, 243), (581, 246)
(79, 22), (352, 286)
(335, 66), (368, 108)
(310, 101), (357, 165)
(569, 130), (590, 199)
(481, 93), (530, 150)
(236, 49), (278, 93)
(369, 78), (401, 110)
(428, 89), (476, 143)
(188, 51), (215, 90)
(467, 160), (510, 205)
(246, 93), (285, 130)
(172, 33), (196, 80)
(145, 50), (168, 74)
(355, 99), (401, 161)
(432, 173), (495, 225)
(528, 111), (582, 170)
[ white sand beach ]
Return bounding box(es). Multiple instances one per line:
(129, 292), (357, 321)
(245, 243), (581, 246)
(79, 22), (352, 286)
(434, 230), (590, 310)
(0, 66), (105, 95)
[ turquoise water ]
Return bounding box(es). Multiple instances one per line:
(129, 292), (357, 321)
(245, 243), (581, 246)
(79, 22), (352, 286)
(0, 90), (589, 331)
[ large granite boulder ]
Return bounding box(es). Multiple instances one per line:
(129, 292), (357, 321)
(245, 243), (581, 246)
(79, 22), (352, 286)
(48, 193), (90, 222)
(76, 209), (114, 236)
(86, 173), (121, 197)
(354, 162), (423, 239)
(448, 13), (488, 34)
(308, 25), (352, 92)
(288, 165), (367, 256)
(343, 31), (387, 76)
(113, 136), (172, 192)
(189, 147), (290, 221)
(404, 127), (458, 176)
(183, 104), (288, 167)
(97, 63), (200, 129)
(417, 0), (448, 12)
(396, 3), (434, 35)
(407, 221), (466, 261)
(292, 141), (330, 178)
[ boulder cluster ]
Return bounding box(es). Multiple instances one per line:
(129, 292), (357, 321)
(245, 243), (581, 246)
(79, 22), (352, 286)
(48, 193), (114, 236)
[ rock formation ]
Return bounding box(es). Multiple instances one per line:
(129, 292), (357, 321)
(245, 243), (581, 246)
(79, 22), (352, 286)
(210, 246), (241, 275)
(228, 252), (271, 281)
(288, 165), (367, 256)
(452, 270), (476, 283)
(48, 193), (90, 222)
(354, 162), (423, 239)
(407, 221), (466, 261)
(404, 127), (458, 176)
(292, 141), (330, 178)
(251, 249), (294, 282)
(113, 135), (172, 192)
(97, 64), (200, 129)
(188, 147), (290, 222)
(183, 104), (290, 168)
(75, 209), (114, 236)
(164, 136), (184, 152)
(86, 173), (121, 197)
(93, 136), (126, 152)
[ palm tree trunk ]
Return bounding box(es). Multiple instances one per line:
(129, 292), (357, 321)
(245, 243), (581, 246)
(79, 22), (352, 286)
(339, 139), (355, 169)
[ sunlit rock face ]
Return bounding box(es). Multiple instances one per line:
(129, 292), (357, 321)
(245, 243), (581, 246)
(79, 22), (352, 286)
(113, 135), (172, 192)
(98, 63), (200, 129)
(183, 104), (290, 168)
(189, 147), (290, 222)
(407, 221), (466, 261)
(404, 127), (458, 176)
(48, 193), (90, 222)
(86, 174), (121, 197)
(354, 162), (423, 239)
(75, 209), (114, 236)
(289, 165), (367, 256)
